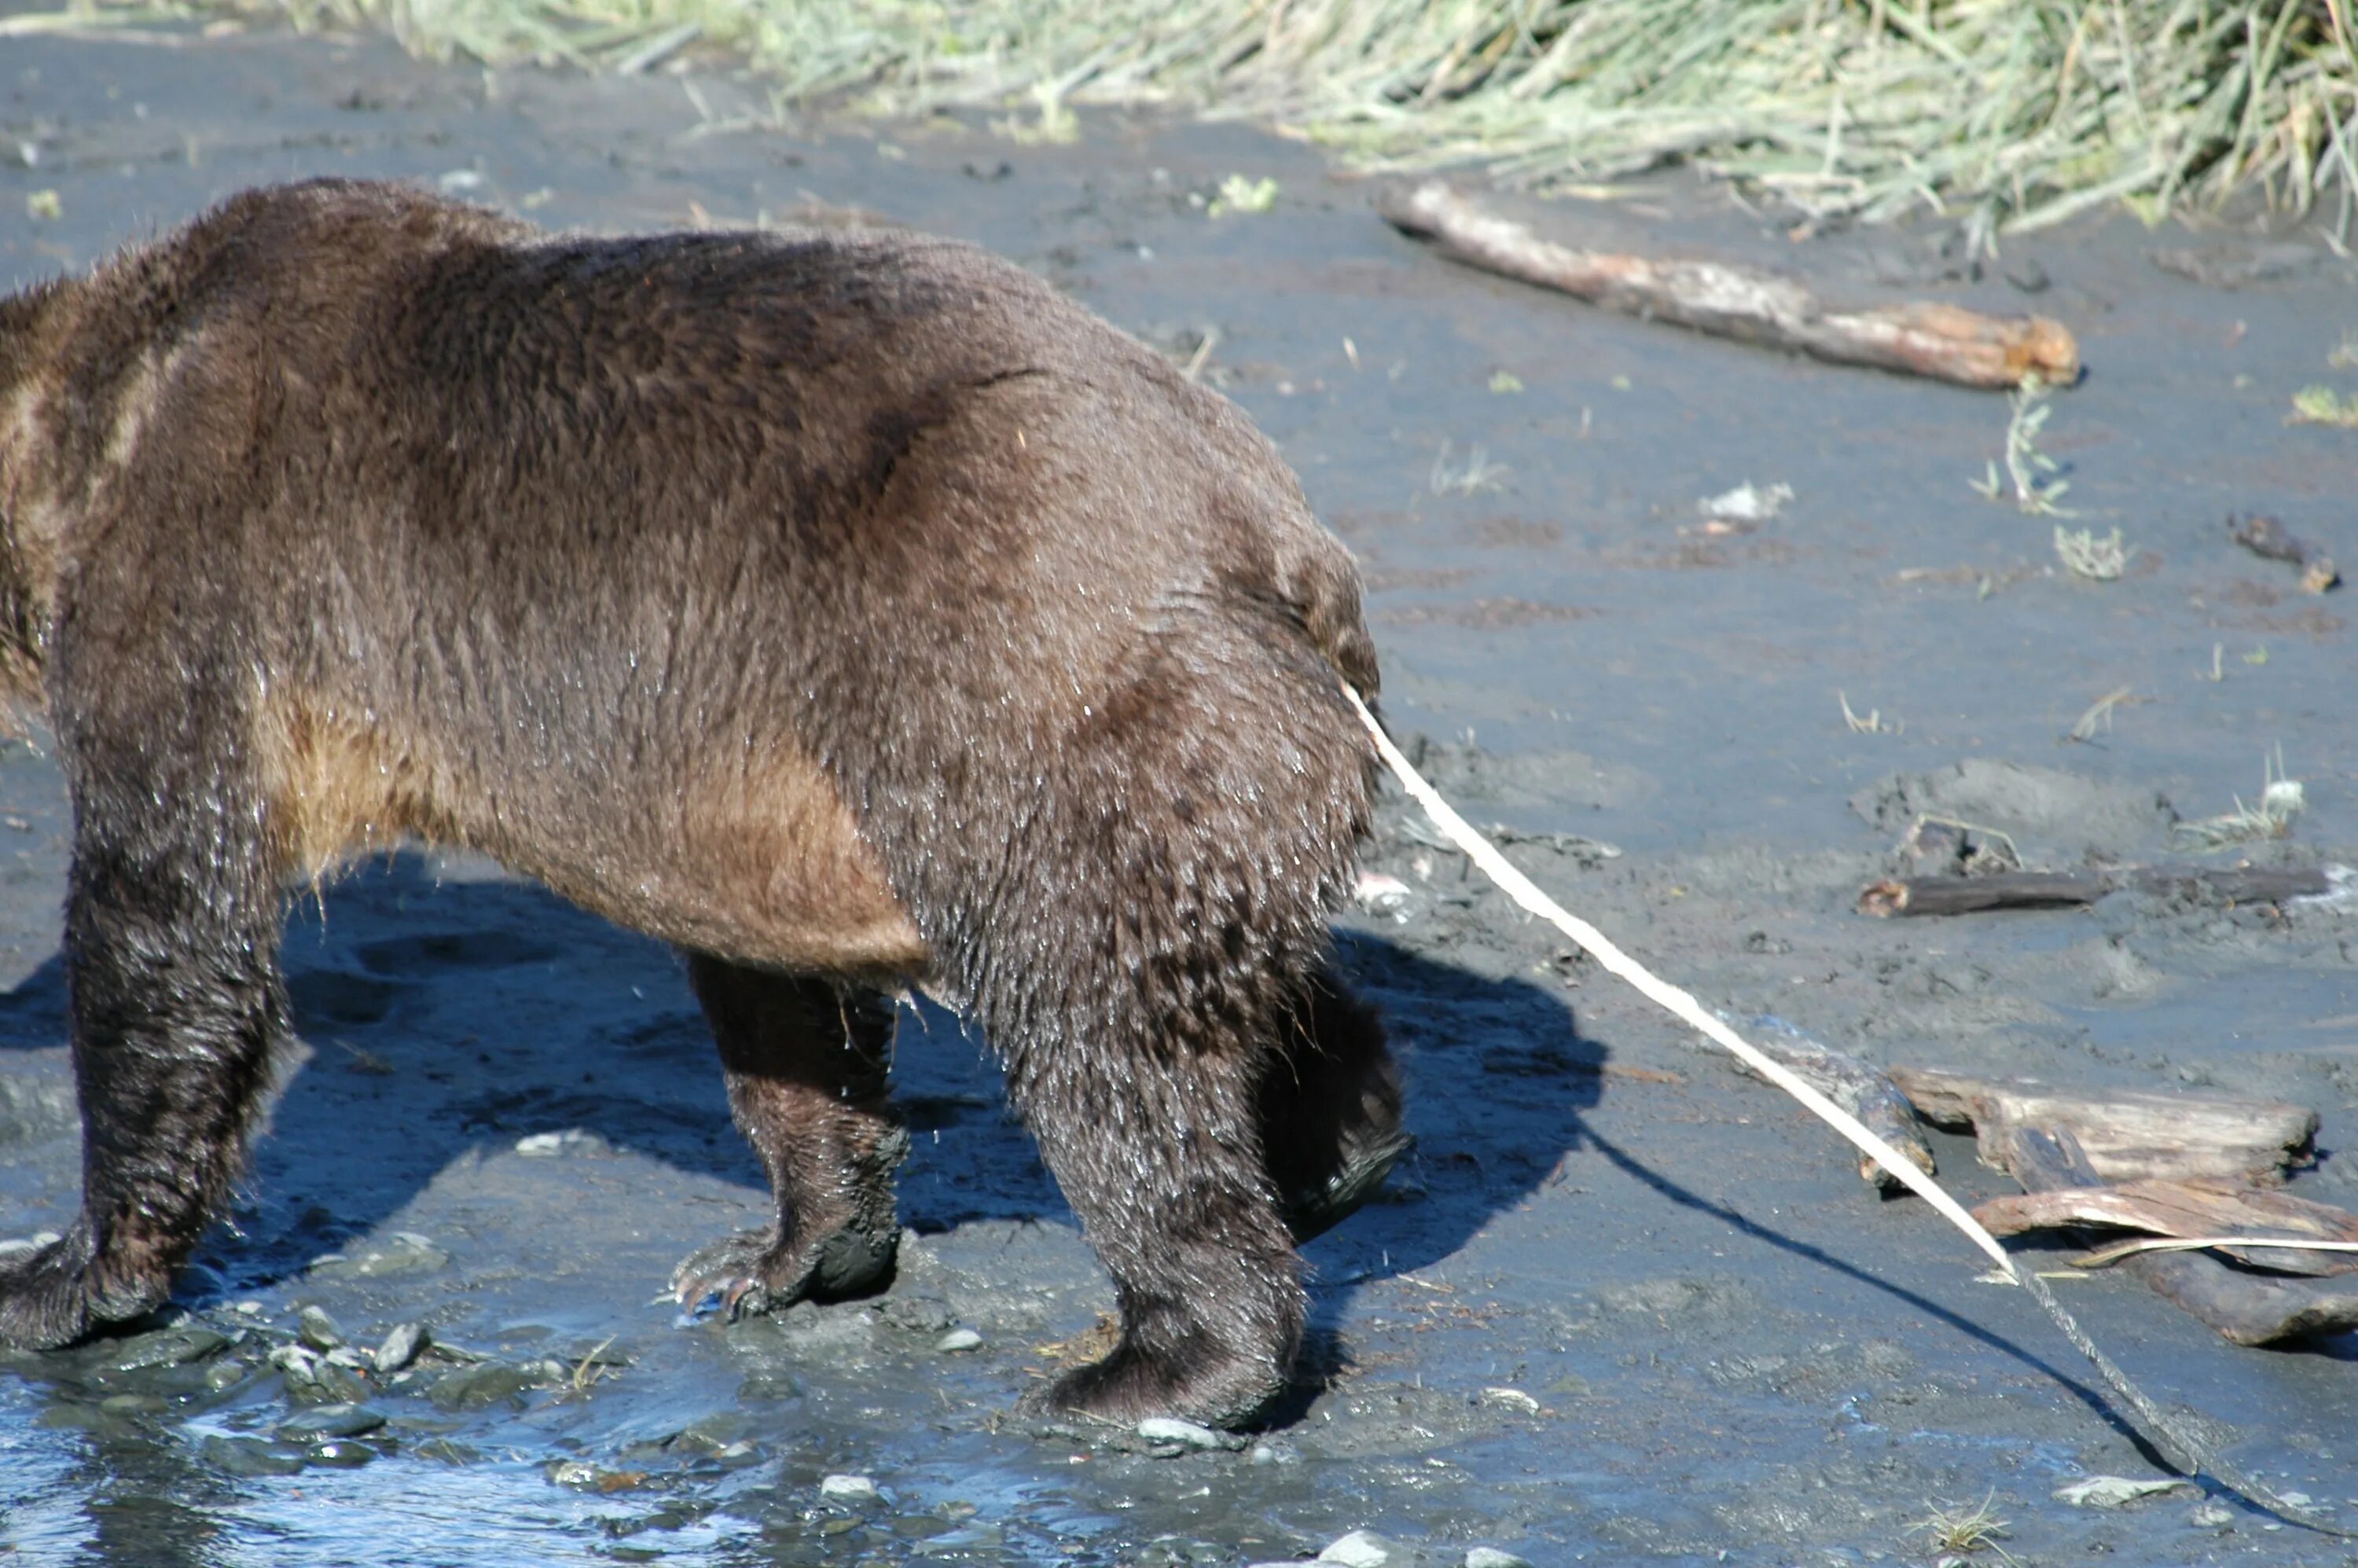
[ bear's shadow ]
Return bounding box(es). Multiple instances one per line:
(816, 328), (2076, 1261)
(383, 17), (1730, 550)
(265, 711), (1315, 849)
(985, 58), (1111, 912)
(0, 851), (1604, 1380)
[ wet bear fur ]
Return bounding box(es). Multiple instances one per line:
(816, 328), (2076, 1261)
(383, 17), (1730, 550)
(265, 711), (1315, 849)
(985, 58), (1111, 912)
(0, 179), (1407, 1429)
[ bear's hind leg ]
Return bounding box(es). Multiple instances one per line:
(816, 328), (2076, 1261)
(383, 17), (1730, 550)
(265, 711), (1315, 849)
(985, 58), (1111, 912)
(1010, 1021), (1305, 1430)
(671, 959), (906, 1316)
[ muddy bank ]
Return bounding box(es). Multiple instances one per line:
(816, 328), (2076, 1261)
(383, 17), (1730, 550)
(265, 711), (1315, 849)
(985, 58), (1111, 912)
(3, 16), (2358, 1566)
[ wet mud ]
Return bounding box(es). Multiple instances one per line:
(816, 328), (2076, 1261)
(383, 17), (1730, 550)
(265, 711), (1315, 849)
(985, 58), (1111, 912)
(3, 14), (2358, 1565)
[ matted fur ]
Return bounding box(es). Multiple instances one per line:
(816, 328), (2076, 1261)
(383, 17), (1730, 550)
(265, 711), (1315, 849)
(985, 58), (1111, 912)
(0, 180), (1399, 1427)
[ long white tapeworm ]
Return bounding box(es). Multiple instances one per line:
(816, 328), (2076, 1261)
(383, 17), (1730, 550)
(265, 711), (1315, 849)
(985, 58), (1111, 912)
(1340, 683), (2348, 1537)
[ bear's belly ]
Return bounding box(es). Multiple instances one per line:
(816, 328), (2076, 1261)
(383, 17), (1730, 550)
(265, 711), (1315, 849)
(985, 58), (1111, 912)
(261, 696), (931, 982)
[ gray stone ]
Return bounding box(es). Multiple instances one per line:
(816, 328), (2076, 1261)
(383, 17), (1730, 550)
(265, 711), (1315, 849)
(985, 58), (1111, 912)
(820, 1473), (881, 1502)
(296, 1305), (343, 1350)
(1136, 1416), (1227, 1451)
(199, 1434), (307, 1477)
(373, 1321), (426, 1375)
(1320, 1531), (1398, 1568)
(428, 1362), (535, 1412)
(279, 1402), (387, 1439)
(100, 1326), (228, 1373)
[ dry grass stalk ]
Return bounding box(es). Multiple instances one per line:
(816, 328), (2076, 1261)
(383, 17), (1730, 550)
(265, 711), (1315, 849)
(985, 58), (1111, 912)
(2175, 751), (2305, 846)
(2066, 685), (2136, 742)
(1838, 691), (1897, 735)
(103, 0), (2358, 241)
(2053, 525), (2127, 579)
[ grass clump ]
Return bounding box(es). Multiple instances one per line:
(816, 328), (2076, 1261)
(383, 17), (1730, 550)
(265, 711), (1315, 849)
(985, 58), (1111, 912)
(77, 0), (2358, 243)
(1905, 1491), (2018, 1562)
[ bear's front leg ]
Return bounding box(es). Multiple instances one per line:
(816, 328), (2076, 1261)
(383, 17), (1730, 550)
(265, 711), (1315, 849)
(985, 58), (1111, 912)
(1258, 962), (1409, 1245)
(0, 674), (295, 1349)
(670, 958), (907, 1316)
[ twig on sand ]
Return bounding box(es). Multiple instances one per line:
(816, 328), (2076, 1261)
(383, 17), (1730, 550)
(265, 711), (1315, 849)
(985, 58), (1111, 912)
(1377, 182), (2080, 391)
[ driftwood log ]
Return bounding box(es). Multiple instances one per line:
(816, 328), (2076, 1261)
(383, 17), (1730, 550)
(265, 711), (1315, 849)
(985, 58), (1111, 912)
(1706, 1016), (1934, 1192)
(1890, 1065), (2316, 1185)
(2003, 1128), (2358, 1346)
(1977, 1174), (2358, 1276)
(1859, 864), (2340, 916)
(2228, 512), (2339, 594)
(1376, 182), (2081, 391)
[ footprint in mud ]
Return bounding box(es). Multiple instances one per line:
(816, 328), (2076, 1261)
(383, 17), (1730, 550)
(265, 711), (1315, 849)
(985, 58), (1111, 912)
(353, 930), (564, 975)
(285, 970), (412, 1030)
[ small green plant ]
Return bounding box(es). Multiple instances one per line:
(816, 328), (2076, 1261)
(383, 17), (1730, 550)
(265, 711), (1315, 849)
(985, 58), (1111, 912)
(1207, 174), (1277, 216)
(2289, 385), (2358, 427)
(1971, 376), (2072, 515)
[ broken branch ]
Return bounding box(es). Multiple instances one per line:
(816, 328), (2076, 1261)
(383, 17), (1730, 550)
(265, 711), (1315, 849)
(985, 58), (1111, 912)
(2002, 1127), (2358, 1346)
(1859, 863), (2340, 917)
(1377, 182), (2080, 391)
(1890, 1066), (2316, 1186)
(1706, 1015), (1934, 1192)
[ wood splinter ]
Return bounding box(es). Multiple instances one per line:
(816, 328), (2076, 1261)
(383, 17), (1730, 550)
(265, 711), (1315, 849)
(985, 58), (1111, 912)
(1377, 182), (2081, 391)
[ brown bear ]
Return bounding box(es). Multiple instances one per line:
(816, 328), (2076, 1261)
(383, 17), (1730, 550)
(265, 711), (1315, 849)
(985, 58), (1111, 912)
(0, 179), (1407, 1428)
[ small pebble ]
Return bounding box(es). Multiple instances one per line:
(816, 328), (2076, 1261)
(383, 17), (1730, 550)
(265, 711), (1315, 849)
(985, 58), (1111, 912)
(296, 1305), (343, 1351)
(820, 1473), (881, 1502)
(1320, 1530), (1397, 1568)
(374, 1321), (426, 1375)
(935, 1327), (983, 1353)
(1466, 1551), (1533, 1568)
(268, 1344), (319, 1383)
(1136, 1416), (1225, 1451)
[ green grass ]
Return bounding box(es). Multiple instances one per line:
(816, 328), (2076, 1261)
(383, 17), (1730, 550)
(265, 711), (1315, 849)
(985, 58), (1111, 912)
(75, 0), (2358, 241)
